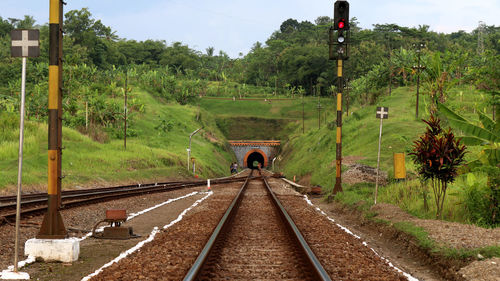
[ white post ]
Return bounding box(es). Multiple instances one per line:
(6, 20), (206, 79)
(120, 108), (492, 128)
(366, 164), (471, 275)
(188, 128), (202, 171)
(374, 117), (383, 204)
(14, 57), (27, 272)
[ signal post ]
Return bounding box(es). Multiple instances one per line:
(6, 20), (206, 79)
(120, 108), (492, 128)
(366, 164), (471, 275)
(329, 0), (349, 195)
(38, 0), (67, 239)
(24, 0), (79, 265)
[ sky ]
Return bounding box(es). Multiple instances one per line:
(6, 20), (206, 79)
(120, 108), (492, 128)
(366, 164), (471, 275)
(1, 0), (500, 58)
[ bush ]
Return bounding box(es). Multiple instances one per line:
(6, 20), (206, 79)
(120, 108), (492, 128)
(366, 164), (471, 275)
(410, 115), (467, 218)
(0, 112), (19, 142)
(460, 171), (500, 227)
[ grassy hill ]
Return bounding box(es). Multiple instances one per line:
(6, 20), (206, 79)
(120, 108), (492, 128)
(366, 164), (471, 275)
(196, 96), (335, 140)
(1, 82), (496, 227)
(0, 89), (233, 192)
(280, 85), (496, 226)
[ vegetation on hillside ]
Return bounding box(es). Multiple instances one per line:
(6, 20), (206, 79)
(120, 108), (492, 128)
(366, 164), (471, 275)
(0, 9), (498, 228)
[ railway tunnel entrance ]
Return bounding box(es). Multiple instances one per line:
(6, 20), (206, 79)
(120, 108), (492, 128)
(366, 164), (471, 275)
(244, 149), (266, 169)
(228, 140), (280, 169)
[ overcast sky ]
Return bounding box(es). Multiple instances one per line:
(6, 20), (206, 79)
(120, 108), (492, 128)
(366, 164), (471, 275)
(2, 0), (500, 57)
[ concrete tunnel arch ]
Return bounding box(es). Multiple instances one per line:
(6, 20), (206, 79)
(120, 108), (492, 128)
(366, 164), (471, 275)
(243, 149), (268, 169)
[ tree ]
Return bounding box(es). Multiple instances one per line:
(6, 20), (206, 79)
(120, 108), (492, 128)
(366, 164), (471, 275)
(0, 16), (13, 37)
(280, 18), (300, 34)
(16, 15), (36, 29)
(64, 8), (118, 68)
(314, 16), (331, 26)
(159, 42), (200, 73)
(424, 52), (458, 114)
(472, 51), (500, 120)
(205, 47), (214, 57)
(410, 115), (467, 219)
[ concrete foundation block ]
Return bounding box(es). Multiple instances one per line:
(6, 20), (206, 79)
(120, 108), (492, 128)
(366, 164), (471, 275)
(25, 238), (80, 263)
(0, 270), (30, 280)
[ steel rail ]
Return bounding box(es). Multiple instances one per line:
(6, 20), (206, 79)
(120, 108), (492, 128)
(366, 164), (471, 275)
(183, 170), (254, 281)
(261, 173), (332, 281)
(183, 169), (331, 281)
(0, 175), (248, 222)
(0, 176), (248, 205)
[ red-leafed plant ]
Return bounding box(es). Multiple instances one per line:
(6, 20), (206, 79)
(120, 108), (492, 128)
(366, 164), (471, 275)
(410, 115), (467, 219)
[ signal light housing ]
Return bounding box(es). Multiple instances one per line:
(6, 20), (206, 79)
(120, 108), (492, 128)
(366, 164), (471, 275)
(334, 0), (349, 30)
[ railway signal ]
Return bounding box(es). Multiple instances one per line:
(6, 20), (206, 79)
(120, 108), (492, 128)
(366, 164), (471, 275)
(330, 0), (350, 196)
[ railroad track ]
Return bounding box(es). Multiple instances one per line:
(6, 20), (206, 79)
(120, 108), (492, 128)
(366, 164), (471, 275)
(183, 169), (331, 281)
(0, 176), (248, 223)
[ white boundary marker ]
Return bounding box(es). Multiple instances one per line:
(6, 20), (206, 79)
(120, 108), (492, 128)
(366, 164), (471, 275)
(302, 195), (419, 281)
(81, 191), (213, 281)
(1, 191), (201, 273)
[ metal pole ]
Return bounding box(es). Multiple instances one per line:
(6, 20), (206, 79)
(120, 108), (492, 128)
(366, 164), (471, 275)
(85, 101), (88, 130)
(302, 94), (304, 134)
(317, 96), (321, 129)
(333, 58), (344, 194)
(374, 117), (383, 204)
(389, 52), (393, 96)
(416, 50), (420, 119)
(188, 128), (202, 171)
(124, 71), (127, 150)
(14, 57), (27, 272)
(38, 0), (67, 239)
(345, 81), (349, 116)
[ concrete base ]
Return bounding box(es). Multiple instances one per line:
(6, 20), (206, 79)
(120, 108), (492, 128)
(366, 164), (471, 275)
(25, 238), (79, 263)
(0, 270), (30, 280)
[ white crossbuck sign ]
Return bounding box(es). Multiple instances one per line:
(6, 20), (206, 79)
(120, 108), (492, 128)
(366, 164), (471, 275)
(376, 107), (389, 119)
(11, 29), (40, 58)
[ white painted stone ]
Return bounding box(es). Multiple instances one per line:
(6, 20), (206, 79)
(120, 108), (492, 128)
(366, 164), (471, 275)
(24, 238), (79, 263)
(0, 270), (30, 280)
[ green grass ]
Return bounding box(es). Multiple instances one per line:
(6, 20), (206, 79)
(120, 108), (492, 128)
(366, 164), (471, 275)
(279, 85), (497, 228)
(197, 96), (335, 125)
(393, 221), (436, 250)
(332, 182), (374, 211)
(0, 89), (234, 191)
(393, 221), (500, 259)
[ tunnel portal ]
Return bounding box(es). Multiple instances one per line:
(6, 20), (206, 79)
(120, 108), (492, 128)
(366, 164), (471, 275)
(228, 140), (280, 169)
(245, 150), (266, 169)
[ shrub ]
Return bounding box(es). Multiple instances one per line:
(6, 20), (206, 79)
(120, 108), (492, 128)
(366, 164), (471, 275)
(410, 115), (467, 218)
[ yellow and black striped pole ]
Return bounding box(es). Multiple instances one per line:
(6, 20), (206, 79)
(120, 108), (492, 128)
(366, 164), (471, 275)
(331, 0), (349, 195)
(333, 58), (343, 194)
(38, 0), (67, 239)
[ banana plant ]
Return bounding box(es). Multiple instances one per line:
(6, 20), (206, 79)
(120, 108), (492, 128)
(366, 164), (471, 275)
(437, 102), (499, 166)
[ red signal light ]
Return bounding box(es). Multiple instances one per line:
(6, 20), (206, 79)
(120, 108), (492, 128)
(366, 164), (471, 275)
(338, 20), (345, 29)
